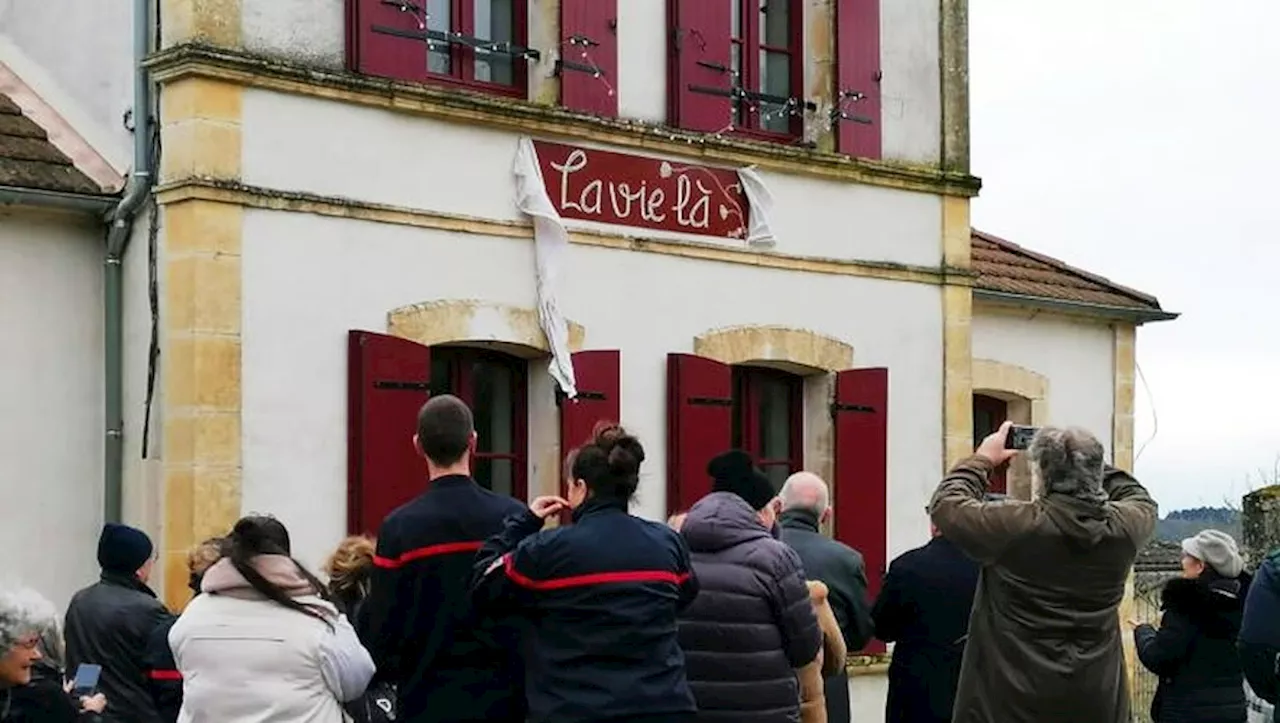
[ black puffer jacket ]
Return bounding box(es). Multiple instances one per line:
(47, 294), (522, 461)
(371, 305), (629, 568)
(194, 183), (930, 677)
(7, 661), (81, 722)
(64, 573), (174, 723)
(1239, 550), (1280, 705)
(1135, 572), (1251, 723)
(679, 492), (822, 723)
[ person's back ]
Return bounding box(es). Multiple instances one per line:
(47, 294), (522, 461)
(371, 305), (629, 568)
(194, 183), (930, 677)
(358, 394), (527, 723)
(64, 523), (173, 723)
(472, 424), (698, 723)
(169, 516), (374, 723)
(1240, 549), (1280, 709)
(930, 424), (1156, 723)
(778, 472), (874, 723)
(678, 451), (821, 723)
(872, 533), (980, 723)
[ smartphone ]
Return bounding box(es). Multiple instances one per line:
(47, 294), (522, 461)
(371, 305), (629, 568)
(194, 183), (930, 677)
(1004, 425), (1039, 451)
(71, 663), (102, 697)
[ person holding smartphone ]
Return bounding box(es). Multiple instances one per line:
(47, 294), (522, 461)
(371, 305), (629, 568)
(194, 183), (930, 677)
(4, 590), (107, 721)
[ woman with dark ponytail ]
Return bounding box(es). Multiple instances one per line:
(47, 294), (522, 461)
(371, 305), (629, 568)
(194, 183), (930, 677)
(168, 516), (375, 722)
(472, 423), (699, 723)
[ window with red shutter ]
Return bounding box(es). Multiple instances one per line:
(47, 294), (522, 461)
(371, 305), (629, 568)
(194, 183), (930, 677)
(732, 366), (803, 491)
(347, 0), (536, 97)
(832, 367), (888, 654)
(973, 394), (1009, 494)
(559, 0), (618, 117)
(347, 331), (433, 537)
(666, 354), (733, 513)
(669, 0), (806, 139)
(430, 347), (529, 499)
(834, 0), (882, 158)
(558, 350), (621, 524)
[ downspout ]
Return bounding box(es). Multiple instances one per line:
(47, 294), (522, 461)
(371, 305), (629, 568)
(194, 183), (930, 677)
(102, 0), (154, 524)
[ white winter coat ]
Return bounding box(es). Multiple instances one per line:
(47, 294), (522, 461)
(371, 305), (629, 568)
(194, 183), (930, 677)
(169, 555), (375, 723)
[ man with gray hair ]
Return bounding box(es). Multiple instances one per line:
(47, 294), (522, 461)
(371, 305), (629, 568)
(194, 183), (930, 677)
(930, 422), (1157, 723)
(778, 471), (875, 723)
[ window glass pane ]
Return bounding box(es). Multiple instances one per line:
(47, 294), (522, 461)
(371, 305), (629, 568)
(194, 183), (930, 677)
(430, 355), (452, 396)
(757, 375), (792, 463)
(471, 359), (514, 455)
(760, 0), (790, 47)
(758, 49), (791, 132)
(474, 458), (514, 498)
(761, 463), (790, 493)
(731, 0), (742, 38)
(426, 0), (451, 75)
(474, 0), (515, 86)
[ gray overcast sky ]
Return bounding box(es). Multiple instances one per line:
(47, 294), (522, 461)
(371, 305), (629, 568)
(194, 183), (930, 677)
(970, 1), (1280, 512)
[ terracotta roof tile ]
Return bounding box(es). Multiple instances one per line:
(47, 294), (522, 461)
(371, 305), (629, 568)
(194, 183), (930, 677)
(971, 230), (1167, 313)
(0, 91), (104, 195)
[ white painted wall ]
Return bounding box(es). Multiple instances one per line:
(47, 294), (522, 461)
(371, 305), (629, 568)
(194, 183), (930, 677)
(0, 0), (134, 171)
(238, 207), (943, 577)
(237, 0), (943, 165)
(972, 307), (1116, 456)
(0, 209), (105, 610)
(240, 89), (944, 268)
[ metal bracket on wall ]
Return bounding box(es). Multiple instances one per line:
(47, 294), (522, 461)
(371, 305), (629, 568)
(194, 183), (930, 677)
(555, 389), (607, 406)
(373, 380), (433, 392)
(830, 88), (875, 126)
(688, 84), (818, 114)
(830, 402), (877, 417)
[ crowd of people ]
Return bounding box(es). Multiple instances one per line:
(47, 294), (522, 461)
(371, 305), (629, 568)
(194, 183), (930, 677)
(1, 395), (1279, 723)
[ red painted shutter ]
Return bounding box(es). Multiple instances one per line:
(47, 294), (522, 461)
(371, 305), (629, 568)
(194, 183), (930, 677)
(559, 350), (621, 524)
(348, 331), (431, 536)
(346, 0), (429, 82)
(832, 367), (888, 654)
(559, 0), (619, 117)
(667, 0), (734, 132)
(834, 0), (882, 158)
(666, 353), (733, 514)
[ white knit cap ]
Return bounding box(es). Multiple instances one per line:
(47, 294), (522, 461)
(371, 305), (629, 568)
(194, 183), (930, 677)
(1181, 529), (1244, 578)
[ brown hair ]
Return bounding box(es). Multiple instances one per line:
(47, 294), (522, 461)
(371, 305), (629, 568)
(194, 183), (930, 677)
(416, 394), (474, 466)
(568, 421), (645, 502)
(324, 535), (376, 597)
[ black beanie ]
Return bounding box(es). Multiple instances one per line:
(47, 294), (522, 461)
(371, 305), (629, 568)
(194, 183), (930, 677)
(97, 523), (154, 575)
(708, 450), (776, 511)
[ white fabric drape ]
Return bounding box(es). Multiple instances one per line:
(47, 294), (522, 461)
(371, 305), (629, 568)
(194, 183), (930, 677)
(513, 137), (578, 398)
(737, 166), (777, 249)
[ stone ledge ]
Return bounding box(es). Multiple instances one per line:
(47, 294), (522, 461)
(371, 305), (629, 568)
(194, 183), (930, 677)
(143, 43), (983, 199)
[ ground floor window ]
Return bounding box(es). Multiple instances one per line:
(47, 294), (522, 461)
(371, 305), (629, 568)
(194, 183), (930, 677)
(732, 366), (804, 490)
(973, 393), (1008, 493)
(430, 347), (528, 499)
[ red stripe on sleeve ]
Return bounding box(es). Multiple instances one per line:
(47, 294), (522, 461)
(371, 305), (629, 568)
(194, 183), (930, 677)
(148, 670), (182, 681)
(502, 553), (690, 591)
(373, 540), (485, 569)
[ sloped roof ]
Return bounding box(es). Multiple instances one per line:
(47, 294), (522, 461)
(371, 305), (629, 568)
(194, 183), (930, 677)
(0, 92), (105, 195)
(971, 230), (1176, 322)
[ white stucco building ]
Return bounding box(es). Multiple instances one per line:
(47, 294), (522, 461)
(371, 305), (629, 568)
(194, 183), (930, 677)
(1, 0), (1175, 718)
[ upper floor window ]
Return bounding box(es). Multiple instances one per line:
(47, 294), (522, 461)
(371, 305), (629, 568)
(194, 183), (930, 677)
(730, 0), (801, 137)
(347, 0), (532, 98)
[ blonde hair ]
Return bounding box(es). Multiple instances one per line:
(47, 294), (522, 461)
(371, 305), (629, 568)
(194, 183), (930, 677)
(324, 535), (375, 595)
(188, 537), (226, 577)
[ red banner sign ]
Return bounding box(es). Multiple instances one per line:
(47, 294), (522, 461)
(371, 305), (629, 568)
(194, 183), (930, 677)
(533, 140), (749, 240)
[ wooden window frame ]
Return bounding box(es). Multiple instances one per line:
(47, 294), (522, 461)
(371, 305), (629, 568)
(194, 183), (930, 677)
(973, 393), (1009, 494)
(728, 0), (806, 142)
(350, 0), (532, 99)
(431, 346), (529, 500)
(732, 365), (805, 484)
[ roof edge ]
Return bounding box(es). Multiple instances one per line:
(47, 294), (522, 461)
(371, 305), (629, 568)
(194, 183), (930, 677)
(972, 229), (1163, 310)
(974, 289), (1180, 325)
(0, 184), (118, 214)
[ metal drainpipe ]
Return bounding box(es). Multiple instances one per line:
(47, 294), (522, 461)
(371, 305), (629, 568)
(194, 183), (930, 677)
(102, 0), (154, 524)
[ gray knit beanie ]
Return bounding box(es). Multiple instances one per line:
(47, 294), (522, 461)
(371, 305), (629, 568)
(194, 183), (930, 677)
(1181, 529), (1244, 578)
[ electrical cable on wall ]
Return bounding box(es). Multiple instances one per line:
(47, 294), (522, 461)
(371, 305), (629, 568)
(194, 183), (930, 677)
(1134, 359), (1159, 463)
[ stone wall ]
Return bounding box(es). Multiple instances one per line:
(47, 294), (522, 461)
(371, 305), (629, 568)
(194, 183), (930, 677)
(1242, 485), (1280, 566)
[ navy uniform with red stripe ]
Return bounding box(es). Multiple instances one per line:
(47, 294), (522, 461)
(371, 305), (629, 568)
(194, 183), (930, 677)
(358, 474), (528, 723)
(472, 496), (699, 723)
